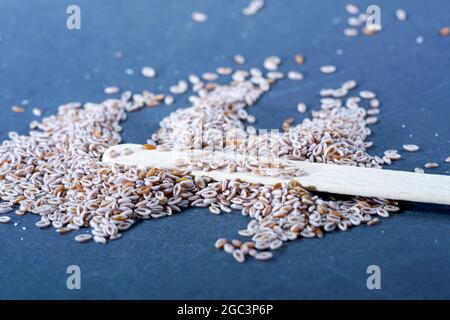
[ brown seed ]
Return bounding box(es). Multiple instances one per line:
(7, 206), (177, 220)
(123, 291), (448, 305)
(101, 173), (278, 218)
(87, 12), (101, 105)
(231, 239), (242, 247)
(57, 227), (71, 235)
(439, 26), (450, 37)
(143, 144), (157, 150)
(367, 218), (379, 226)
(11, 105), (25, 113)
(362, 27), (378, 36)
(294, 54), (305, 65)
(282, 117), (295, 131)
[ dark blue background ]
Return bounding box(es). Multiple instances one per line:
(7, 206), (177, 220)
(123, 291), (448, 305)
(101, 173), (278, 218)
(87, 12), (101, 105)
(0, 0), (449, 299)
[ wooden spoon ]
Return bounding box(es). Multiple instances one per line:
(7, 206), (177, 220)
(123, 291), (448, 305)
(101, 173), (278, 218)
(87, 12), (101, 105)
(103, 144), (450, 205)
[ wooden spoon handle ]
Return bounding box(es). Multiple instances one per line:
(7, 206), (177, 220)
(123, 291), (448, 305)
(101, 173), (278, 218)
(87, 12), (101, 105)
(103, 144), (450, 205)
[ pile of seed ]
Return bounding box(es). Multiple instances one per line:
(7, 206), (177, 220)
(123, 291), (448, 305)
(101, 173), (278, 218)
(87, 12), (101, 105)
(0, 61), (400, 262)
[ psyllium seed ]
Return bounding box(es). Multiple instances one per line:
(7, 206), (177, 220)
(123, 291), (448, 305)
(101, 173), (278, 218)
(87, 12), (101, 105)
(402, 144), (420, 152)
(215, 238), (227, 249)
(440, 27), (450, 37)
(11, 105), (25, 113)
(294, 54), (305, 64)
(320, 65), (336, 74)
(424, 162), (439, 169)
(104, 86), (120, 95)
(297, 102), (307, 113)
(192, 12), (208, 22)
(233, 54), (246, 65)
(142, 66), (156, 78)
(0, 216), (11, 224)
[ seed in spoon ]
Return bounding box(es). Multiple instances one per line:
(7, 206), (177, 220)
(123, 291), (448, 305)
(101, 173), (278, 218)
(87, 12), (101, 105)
(143, 144), (157, 150)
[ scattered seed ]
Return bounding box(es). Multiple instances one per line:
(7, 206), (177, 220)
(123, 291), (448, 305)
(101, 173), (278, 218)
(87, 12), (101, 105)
(294, 54), (305, 65)
(11, 105), (25, 113)
(445, 156), (450, 163)
(192, 12), (207, 22)
(345, 3), (359, 15)
(94, 236), (107, 244)
(424, 162), (439, 169)
(342, 80), (357, 90)
(233, 54), (246, 65)
(217, 67), (233, 76)
(297, 102), (307, 113)
(255, 251), (273, 261)
(0, 207), (13, 214)
(223, 243), (234, 254)
(170, 80), (188, 95)
(439, 27), (450, 37)
(243, 0), (264, 16)
(263, 56), (281, 71)
(320, 65), (336, 74)
(233, 249), (245, 263)
(231, 239), (242, 247)
(370, 99), (380, 108)
(0, 216), (11, 224)
(288, 71), (304, 80)
(75, 234), (93, 243)
(402, 144), (419, 152)
(202, 72), (218, 81)
(344, 28), (358, 37)
(359, 90), (376, 99)
(36, 220), (51, 228)
(32, 108), (43, 117)
(366, 116), (378, 125)
(142, 66), (156, 78)
(215, 238), (227, 249)
(395, 9), (407, 21)
(104, 86), (120, 95)
(164, 95), (174, 106)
